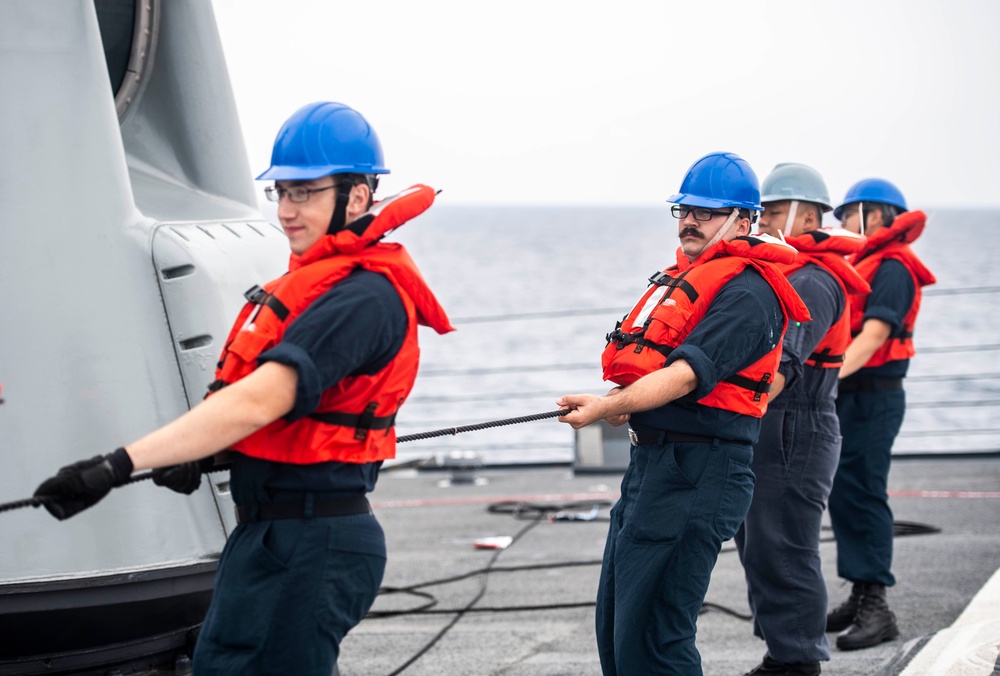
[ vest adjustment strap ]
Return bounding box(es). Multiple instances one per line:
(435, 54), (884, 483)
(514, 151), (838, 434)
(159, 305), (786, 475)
(308, 402), (397, 441)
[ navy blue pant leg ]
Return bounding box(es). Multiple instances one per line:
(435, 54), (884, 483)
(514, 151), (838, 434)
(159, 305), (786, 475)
(829, 389), (905, 586)
(596, 438), (754, 675)
(735, 404), (841, 663)
(194, 512), (386, 675)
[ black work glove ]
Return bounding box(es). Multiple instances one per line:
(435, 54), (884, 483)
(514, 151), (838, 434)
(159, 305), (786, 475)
(151, 457), (212, 495)
(34, 447), (134, 520)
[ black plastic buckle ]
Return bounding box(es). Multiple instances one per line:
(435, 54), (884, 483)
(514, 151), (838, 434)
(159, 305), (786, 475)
(244, 285), (267, 304)
(753, 373), (772, 402)
(354, 402), (378, 441)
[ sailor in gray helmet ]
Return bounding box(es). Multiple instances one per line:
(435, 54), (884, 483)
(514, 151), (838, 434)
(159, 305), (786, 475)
(735, 163), (870, 675)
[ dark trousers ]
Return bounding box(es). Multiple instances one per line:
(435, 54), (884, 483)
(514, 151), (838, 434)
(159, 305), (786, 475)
(735, 404), (841, 663)
(829, 388), (905, 586)
(596, 438), (754, 675)
(193, 512), (386, 675)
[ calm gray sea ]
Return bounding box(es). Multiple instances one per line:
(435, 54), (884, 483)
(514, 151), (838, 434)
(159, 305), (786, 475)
(382, 205), (998, 465)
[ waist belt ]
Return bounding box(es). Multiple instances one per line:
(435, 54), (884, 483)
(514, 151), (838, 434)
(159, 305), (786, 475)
(628, 428), (715, 446)
(236, 495), (371, 524)
(838, 377), (903, 393)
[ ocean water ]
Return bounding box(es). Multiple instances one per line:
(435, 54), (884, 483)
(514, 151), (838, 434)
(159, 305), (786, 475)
(375, 205), (999, 465)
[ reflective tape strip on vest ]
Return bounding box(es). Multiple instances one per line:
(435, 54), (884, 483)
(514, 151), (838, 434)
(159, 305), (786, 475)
(849, 211), (936, 368)
(781, 229), (871, 369)
(210, 188), (454, 465)
(601, 235), (811, 418)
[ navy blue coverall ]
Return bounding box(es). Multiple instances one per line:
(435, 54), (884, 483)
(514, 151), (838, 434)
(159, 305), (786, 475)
(734, 262), (844, 664)
(194, 270), (408, 675)
(828, 259), (915, 587)
(596, 268), (786, 676)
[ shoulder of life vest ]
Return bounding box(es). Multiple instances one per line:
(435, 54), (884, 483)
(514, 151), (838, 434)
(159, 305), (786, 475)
(601, 249), (807, 417)
(782, 230), (872, 297)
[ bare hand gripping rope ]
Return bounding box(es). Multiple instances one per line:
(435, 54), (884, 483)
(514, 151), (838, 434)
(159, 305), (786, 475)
(0, 409), (571, 515)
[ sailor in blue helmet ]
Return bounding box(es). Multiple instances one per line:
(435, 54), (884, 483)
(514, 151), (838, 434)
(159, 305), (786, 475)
(825, 179), (935, 651)
(33, 102), (454, 675)
(735, 164), (870, 675)
(557, 152), (810, 675)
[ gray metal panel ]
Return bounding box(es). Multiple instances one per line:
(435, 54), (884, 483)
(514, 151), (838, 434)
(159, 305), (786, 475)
(0, 0), (271, 583)
(152, 219), (288, 534)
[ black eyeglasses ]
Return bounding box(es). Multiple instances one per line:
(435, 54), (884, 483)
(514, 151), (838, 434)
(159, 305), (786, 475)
(671, 205), (733, 221)
(264, 184), (337, 203)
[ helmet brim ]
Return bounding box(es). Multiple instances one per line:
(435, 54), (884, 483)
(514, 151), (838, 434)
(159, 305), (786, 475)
(667, 193), (763, 211)
(256, 165), (390, 181)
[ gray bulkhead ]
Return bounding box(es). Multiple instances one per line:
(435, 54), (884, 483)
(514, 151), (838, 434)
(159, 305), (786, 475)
(0, 0), (286, 664)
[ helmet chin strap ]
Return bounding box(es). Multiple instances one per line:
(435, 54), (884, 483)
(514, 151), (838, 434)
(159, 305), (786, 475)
(694, 208), (740, 260)
(784, 200), (799, 237)
(327, 182), (353, 235)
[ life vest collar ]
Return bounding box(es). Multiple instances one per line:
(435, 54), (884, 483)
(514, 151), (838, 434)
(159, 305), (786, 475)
(677, 233), (798, 271)
(291, 184), (437, 270)
(783, 228), (871, 296)
(855, 209), (926, 262)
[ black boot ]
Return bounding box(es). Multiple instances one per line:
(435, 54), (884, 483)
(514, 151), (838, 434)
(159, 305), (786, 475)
(836, 584), (899, 650)
(743, 654), (821, 675)
(826, 582), (864, 632)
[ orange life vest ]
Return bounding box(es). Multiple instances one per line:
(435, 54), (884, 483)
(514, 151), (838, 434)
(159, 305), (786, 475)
(779, 228), (870, 369)
(602, 235), (811, 418)
(848, 210), (936, 367)
(209, 184), (455, 465)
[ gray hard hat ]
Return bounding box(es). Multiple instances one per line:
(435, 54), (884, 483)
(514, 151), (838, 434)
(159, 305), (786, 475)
(760, 163), (833, 212)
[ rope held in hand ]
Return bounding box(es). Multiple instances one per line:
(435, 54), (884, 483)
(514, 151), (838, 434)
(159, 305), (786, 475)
(0, 409), (572, 515)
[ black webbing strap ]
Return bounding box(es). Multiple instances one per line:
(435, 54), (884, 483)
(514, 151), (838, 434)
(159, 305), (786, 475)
(243, 285), (290, 322)
(648, 271), (699, 304)
(724, 372), (772, 402)
(308, 402), (396, 441)
(808, 348), (844, 366)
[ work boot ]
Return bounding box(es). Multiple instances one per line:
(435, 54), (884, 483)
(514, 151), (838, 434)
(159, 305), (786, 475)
(836, 584), (899, 650)
(743, 654), (821, 675)
(826, 582), (864, 632)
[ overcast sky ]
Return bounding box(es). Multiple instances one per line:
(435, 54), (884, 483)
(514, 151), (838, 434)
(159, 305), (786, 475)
(211, 0), (1000, 209)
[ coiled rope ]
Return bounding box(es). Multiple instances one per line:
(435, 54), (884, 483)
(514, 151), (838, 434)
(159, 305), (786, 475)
(0, 409), (571, 515)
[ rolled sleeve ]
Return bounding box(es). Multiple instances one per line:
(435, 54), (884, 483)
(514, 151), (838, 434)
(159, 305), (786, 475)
(257, 342), (326, 422)
(668, 344), (716, 400)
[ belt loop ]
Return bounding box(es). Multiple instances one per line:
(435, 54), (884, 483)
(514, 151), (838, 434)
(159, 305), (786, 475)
(303, 493), (315, 520)
(711, 438), (720, 452)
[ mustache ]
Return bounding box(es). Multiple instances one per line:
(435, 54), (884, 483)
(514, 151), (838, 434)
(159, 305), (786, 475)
(679, 227), (703, 239)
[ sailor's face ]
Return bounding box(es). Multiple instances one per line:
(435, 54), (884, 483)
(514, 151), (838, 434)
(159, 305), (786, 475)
(275, 178), (338, 255)
(677, 209), (735, 259)
(758, 201), (806, 238)
(840, 203), (883, 237)
(840, 204), (862, 235)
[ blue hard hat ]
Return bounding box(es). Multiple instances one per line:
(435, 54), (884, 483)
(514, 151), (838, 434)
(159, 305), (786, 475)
(833, 178), (907, 220)
(667, 151), (762, 211)
(256, 101), (390, 181)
